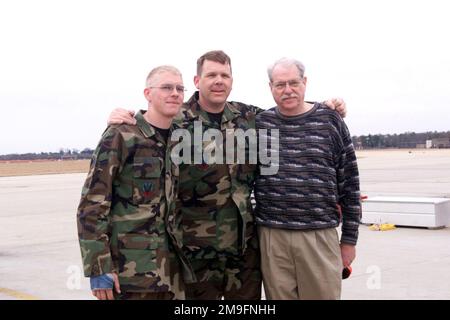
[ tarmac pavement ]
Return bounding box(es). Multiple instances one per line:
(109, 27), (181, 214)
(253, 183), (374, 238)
(1, 149), (450, 300)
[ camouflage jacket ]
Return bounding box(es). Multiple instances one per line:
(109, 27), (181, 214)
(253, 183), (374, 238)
(176, 92), (263, 259)
(77, 111), (194, 297)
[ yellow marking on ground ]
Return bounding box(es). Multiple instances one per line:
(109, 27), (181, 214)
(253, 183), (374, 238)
(0, 287), (40, 300)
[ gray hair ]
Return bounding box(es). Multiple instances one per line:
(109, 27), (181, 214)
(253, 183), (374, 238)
(267, 58), (305, 82)
(145, 65), (182, 87)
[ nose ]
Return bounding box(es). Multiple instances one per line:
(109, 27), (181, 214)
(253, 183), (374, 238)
(170, 87), (182, 97)
(284, 83), (293, 93)
(213, 75), (224, 85)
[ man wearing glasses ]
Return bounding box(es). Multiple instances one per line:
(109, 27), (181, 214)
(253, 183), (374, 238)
(77, 65), (194, 300)
(255, 58), (361, 300)
(107, 51), (347, 300)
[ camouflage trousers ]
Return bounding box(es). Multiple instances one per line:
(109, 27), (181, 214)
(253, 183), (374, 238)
(185, 236), (262, 300)
(114, 291), (176, 300)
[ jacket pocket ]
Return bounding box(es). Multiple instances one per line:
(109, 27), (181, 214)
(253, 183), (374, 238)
(117, 233), (160, 274)
(132, 157), (162, 205)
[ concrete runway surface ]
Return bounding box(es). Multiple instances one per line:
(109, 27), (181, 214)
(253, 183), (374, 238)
(1, 149), (450, 299)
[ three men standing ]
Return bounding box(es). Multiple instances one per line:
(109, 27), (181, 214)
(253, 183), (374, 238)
(78, 51), (358, 300)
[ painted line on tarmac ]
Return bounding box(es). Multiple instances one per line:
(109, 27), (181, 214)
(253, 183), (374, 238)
(0, 287), (41, 300)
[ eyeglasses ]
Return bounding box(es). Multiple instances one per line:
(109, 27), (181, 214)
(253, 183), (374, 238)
(149, 84), (186, 94)
(272, 79), (303, 91)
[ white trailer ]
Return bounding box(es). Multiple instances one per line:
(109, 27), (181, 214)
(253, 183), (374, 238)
(361, 196), (450, 228)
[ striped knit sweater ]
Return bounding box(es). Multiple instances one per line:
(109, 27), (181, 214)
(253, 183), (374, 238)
(254, 102), (361, 245)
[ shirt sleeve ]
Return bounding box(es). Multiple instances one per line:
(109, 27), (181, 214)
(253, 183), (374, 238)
(77, 126), (125, 277)
(252, 104), (265, 115)
(336, 119), (361, 245)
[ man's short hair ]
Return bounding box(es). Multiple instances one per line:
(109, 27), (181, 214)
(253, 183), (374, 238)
(196, 50), (232, 76)
(267, 58), (305, 82)
(146, 65), (182, 87)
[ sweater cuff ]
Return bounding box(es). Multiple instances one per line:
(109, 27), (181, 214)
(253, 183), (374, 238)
(340, 234), (358, 246)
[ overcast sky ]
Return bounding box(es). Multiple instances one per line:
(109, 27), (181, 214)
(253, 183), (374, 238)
(1, 0), (449, 154)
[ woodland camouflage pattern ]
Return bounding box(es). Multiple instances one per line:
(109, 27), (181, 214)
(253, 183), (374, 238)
(77, 111), (194, 299)
(177, 92), (262, 260)
(175, 92), (263, 298)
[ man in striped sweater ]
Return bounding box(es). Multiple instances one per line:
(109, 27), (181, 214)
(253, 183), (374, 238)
(255, 58), (361, 300)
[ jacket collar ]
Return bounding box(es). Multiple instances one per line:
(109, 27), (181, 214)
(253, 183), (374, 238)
(183, 91), (241, 125)
(135, 110), (183, 138)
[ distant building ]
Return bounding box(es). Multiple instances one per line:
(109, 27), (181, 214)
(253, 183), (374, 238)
(432, 138), (450, 148)
(354, 140), (363, 150)
(426, 140), (433, 149)
(60, 154), (77, 160)
(416, 144), (426, 149)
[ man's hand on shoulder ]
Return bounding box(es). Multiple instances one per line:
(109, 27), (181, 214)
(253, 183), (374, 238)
(323, 98), (347, 118)
(107, 108), (136, 125)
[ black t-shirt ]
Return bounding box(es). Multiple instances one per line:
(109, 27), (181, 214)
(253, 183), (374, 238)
(206, 111), (223, 126)
(150, 124), (170, 142)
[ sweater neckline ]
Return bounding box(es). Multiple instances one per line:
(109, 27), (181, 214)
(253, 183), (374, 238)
(274, 102), (319, 121)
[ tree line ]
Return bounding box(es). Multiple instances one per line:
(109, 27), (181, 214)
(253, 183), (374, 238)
(1, 130), (450, 160)
(352, 131), (450, 149)
(0, 148), (94, 161)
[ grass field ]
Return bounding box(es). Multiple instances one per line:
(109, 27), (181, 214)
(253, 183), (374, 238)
(1, 148), (449, 177)
(0, 159), (90, 177)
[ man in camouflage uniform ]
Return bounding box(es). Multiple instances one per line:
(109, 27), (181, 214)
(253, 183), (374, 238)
(175, 51), (262, 299)
(108, 50), (347, 300)
(77, 65), (194, 300)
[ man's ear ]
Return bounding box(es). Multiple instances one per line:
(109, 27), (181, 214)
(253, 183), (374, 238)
(303, 76), (308, 85)
(143, 88), (151, 102)
(194, 75), (200, 90)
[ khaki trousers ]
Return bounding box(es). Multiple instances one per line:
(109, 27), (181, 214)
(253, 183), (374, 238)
(258, 226), (342, 300)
